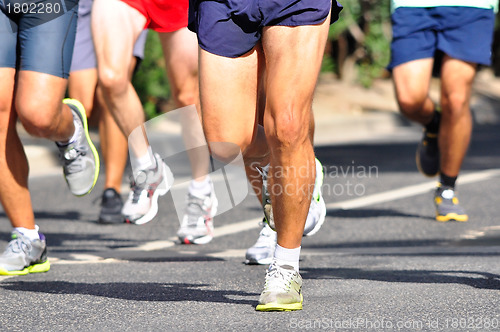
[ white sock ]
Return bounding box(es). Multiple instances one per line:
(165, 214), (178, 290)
(134, 146), (156, 172)
(57, 117), (81, 146)
(273, 244), (301, 271)
(189, 175), (212, 198)
(15, 226), (40, 241)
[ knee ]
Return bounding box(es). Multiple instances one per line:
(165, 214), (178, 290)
(397, 94), (427, 117)
(17, 102), (60, 138)
(174, 89), (197, 108)
(441, 91), (469, 118)
(97, 67), (129, 97)
(204, 128), (251, 163)
(265, 106), (309, 150)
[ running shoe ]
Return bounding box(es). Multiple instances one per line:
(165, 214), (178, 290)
(98, 188), (124, 224)
(177, 182), (218, 244)
(416, 129), (439, 177)
(262, 158), (326, 234)
(0, 230), (50, 275)
(245, 219), (277, 265)
(303, 158), (326, 236)
(122, 153), (173, 225)
(434, 184), (468, 222)
(256, 263), (303, 311)
(57, 98), (100, 196)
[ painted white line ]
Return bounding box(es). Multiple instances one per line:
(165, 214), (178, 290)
(14, 168), (498, 267)
(326, 168), (500, 211)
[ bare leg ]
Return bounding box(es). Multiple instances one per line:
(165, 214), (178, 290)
(92, 0), (148, 161)
(439, 56), (476, 177)
(159, 28), (210, 181)
(261, 19), (330, 249)
(0, 68), (35, 229)
(392, 58), (435, 125)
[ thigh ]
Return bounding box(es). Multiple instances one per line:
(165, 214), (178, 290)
(15, 71), (67, 122)
(440, 55), (476, 106)
(392, 58), (434, 106)
(261, 17), (330, 122)
(91, 0), (146, 76)
(199, 47), (260, 150)
(159, 28), (198, 99)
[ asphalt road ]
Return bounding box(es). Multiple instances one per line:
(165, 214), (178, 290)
(0, 109), (499, 332)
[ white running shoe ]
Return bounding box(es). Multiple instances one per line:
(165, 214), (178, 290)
(122, 153), (173, 225)
(245, 220), (277, 265)
(303, 158), (326, 236)
(57, 98), (100, 196)
(256, 263), (303, 311)
(177, 181), (218, 244)
(0, 229), (50, 275)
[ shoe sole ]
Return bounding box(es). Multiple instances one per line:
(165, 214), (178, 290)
(256, 294), (303, 311)
(0, 260), (50, 276)
(129, 162), (173, 225)
(179, 234), (213, 245)
(436, 213), (469, 222)
(63, 98), (100, 196)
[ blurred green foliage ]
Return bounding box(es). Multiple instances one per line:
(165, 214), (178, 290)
(133, 1), (500, 118)
(325, 0), (392, 87)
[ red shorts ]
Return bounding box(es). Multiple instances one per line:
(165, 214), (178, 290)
(120, 0), (188, 32)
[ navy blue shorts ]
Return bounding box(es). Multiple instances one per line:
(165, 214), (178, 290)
(189, 0), (343, 58)
(388, 6), (495, 70)
(0, 0), (78, 78)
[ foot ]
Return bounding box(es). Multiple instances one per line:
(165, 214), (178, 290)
(416, 129), (439, 177)
(0, 230), (50, 275)
(57, 98), (100, 196)
(98, 188), (124, 224)
(177, 181), (218, 244)
(434, 185), (468, 222)
(245, 219), (276, 265)
(122, 153), (173, 225)
(255, 263), (303, 311)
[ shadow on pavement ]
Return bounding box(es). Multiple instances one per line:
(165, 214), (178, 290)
(0, 281), (258, 304)
(301, 267), (500, 290)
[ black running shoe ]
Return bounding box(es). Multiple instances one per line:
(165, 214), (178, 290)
(98, 188), (124, 224)
(416, 130), (439, 177)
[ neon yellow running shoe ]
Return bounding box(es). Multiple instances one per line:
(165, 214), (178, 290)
(0, 230), (50, 276)
(57, 98), (100, 196)
(256, 263), (303, 311)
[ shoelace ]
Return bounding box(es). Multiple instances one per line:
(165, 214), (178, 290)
(60, 145), (89, 173)
(5, 235), (31, 255)
(264, 264), (295, 293)
(184, 194), (206, 227)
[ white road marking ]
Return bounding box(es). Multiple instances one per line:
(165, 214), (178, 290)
(326, 168), (500, 211)
(13, 168), (498, 267)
